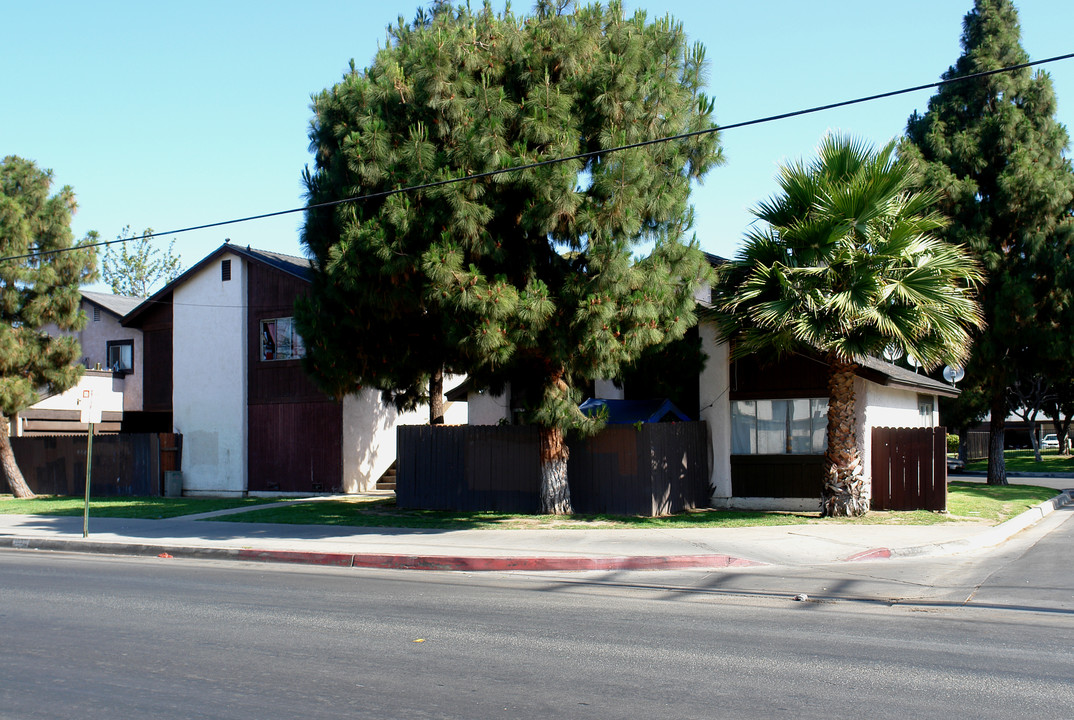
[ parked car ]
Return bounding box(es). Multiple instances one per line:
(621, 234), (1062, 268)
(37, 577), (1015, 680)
(1042, 434), (1060, 449)
(946, 454), (965, 473)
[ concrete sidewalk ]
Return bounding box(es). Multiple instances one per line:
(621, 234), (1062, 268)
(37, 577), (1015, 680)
(1, 490), (1071, 572)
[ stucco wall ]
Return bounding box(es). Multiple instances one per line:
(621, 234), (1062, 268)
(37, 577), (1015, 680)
(341, 389), (467, 492)
(467, 387), (512, 426)
(172, 251), (248, 495)
(698, 322), (732, 503)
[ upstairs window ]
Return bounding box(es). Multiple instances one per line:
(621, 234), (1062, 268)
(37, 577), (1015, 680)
(106, 339), (134, 375)
(260, 317), (305, 361)
(732, 398), (828, 455)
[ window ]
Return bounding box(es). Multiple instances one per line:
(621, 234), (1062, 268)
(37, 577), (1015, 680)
(260, 317), (305, 361)
(918, 395), (935, 427)
(106, 339), (134, 375)
(732, 398), (828, 455)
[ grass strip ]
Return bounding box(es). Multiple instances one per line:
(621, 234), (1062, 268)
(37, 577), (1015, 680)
(962, 449), (1074, 474)
(0, 495), (276, 519)
(2, 481), (1060, 528)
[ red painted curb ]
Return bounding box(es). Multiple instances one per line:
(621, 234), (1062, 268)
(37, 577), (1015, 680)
(347, 553), (765, 572)
(844, 548), (892, 562)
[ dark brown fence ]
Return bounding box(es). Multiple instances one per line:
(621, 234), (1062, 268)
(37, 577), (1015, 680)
(871, 426), (946, 511)
(965, 431), (988, 461)
(4, 433), (182, 497)
(396, 423), (710, 516)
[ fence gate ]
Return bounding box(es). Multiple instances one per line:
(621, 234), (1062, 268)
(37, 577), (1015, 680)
(871, 426), (947, 511)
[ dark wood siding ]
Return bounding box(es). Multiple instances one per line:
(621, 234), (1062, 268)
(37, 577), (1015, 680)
(729, 352), (828, 400)
(137, 296), (173, 412)
(246, 261), (342, 493)
(247, 402), (343, 493)
(730, 455), (824, 498)
(247, 261), (324, 405)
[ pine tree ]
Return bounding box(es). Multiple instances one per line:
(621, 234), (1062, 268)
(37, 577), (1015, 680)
(101, 225), (182, 298)
(299, 1), (722, 513)
(0, 156), (98, 498)
(903, 0), (1074, 485)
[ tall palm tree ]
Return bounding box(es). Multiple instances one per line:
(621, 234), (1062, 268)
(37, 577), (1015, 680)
(711, 134), (983, 516)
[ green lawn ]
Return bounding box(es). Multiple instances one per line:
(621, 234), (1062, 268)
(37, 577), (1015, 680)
(962, 449), (1074, 474)
(1, 481), (1060, 528)
(208, 480), (1060, 529)
(0, 496), (276, 519)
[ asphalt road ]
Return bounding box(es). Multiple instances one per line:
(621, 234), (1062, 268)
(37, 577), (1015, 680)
(2, 508), (1072, 720)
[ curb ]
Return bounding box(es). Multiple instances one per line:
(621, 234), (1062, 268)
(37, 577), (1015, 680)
(844, 490), (1074, 562)
(0, 536), (766, 572)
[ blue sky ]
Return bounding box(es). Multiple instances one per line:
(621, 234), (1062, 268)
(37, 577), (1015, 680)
(5, 1), (1073, 293)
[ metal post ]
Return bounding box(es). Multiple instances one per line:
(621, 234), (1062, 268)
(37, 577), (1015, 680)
(83, 424), (93, 538)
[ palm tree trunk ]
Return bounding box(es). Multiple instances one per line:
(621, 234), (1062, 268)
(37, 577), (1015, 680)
(822, 356), (867, 517)
(538, 426), (572, 515)
(0, 416), (34, 499)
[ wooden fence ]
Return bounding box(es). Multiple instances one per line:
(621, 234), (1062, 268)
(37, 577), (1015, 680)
(4, 433), (182, 497)
(396, 423), (710, 516)
(964, 431), (989, 461)
(871, 426), (946, 511)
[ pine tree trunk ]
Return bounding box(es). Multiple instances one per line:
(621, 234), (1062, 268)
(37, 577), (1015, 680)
(429, 368), (445, 426)
(821, 356), (867, 517)
(538, 426), (572, 515)
(987, 393), (1008, 486)
(0, 416), (34, 499)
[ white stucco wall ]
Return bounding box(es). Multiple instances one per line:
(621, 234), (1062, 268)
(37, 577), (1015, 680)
(698, 322), (732, 503)
(172, 252), (248, 496)
(17, 371), (124, 435)
(467, 386), (512, 426)
(593, 379), (624, 400)
(341, 388), (467, 492)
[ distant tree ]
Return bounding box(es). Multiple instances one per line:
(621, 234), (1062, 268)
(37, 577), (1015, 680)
(1008, 374), (1054, 462)
(902, 0), (1074, 485)
(101, 225), (182, 297)
(298, 1), (722, 513)
(0, 156), (98, 498)
(1043, 378), (1074, 456)
(711, 135), (983, 516)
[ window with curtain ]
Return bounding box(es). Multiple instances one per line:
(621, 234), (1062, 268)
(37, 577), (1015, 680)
(260, 317), (306, 361)
(731, 398), (828, 454)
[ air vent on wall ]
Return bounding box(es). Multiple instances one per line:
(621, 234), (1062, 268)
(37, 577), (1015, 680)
(221, 259), (232, 282)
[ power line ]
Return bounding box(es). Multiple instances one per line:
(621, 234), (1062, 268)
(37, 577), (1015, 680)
(5, 51), (1073, 265)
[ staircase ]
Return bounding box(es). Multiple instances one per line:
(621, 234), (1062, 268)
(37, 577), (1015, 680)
(375, 461), (397, 492)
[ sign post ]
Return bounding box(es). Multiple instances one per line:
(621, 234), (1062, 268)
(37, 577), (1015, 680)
(78, 390), (101, 538)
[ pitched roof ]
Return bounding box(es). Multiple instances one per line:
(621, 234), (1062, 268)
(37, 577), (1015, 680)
(122, 242), (313, 326)
(81, 290), (145, 318)
(858, 355), (960, 398)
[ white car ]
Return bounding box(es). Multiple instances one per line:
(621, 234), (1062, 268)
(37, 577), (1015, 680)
(1042, 434), (1060, 449)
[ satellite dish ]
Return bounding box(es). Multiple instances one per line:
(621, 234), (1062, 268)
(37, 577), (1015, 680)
(882, 344), (904, 363)
(943, 365), (966, 384)
(906, 355), (922, 373)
